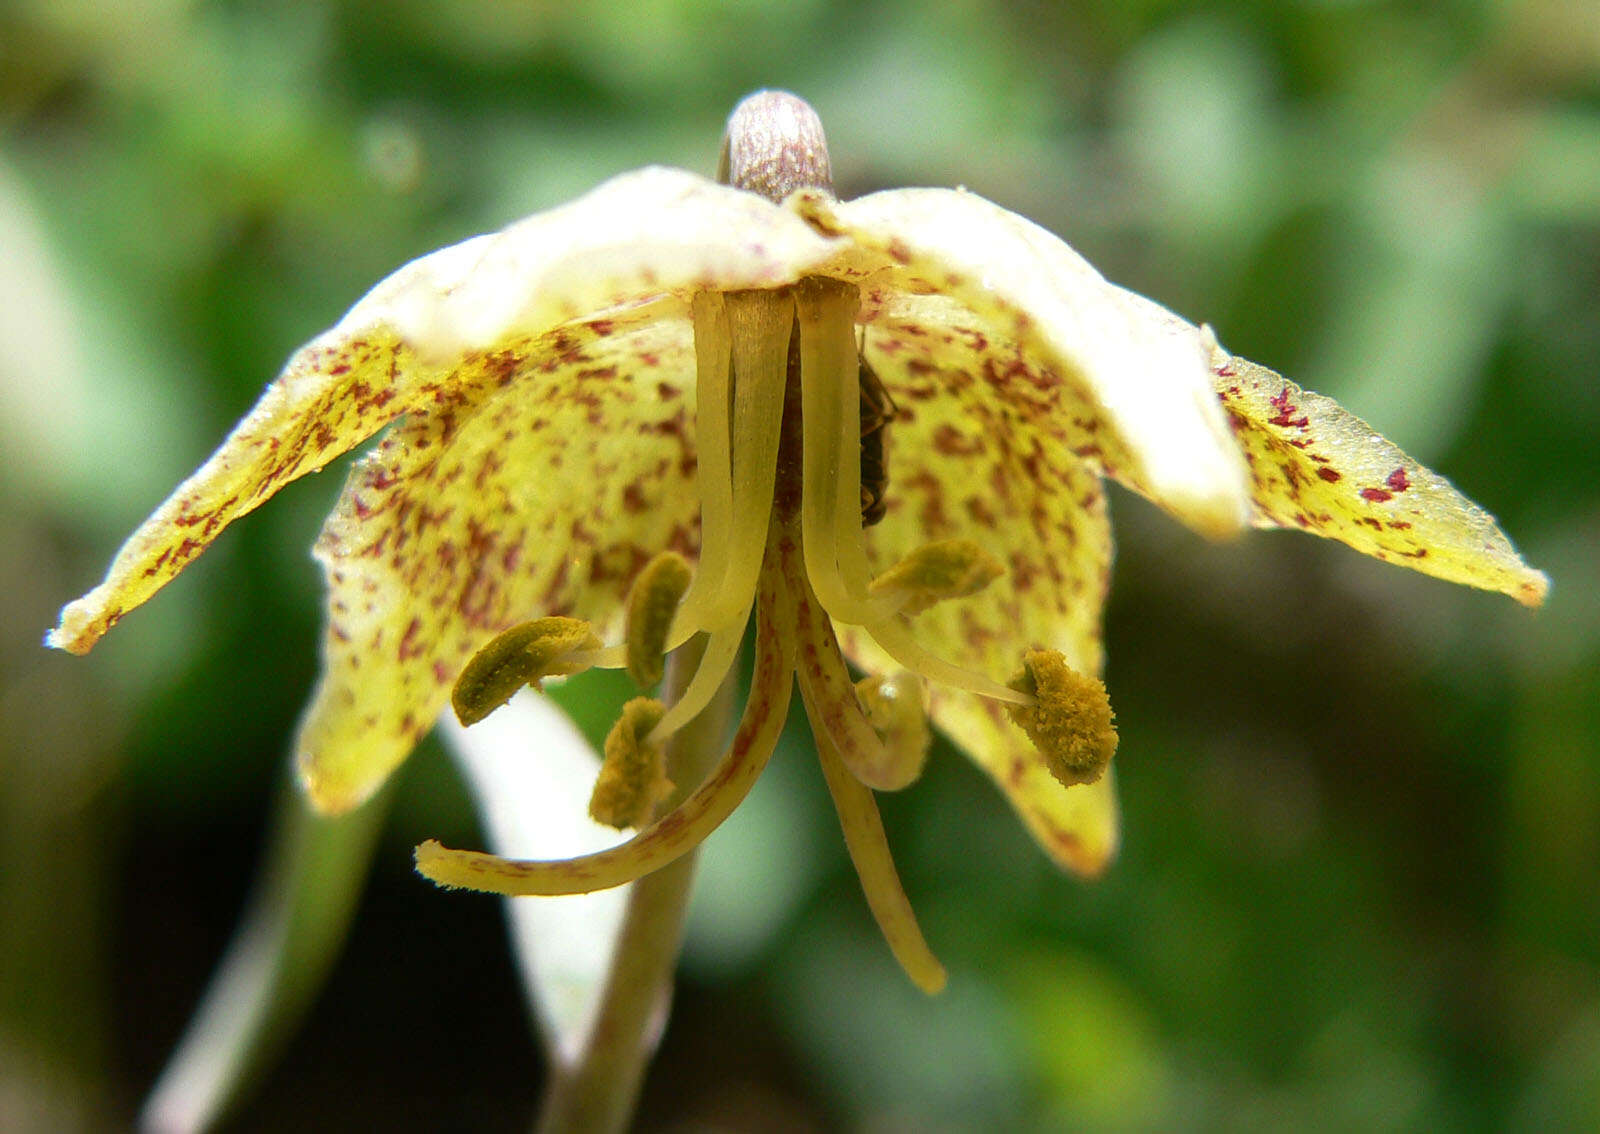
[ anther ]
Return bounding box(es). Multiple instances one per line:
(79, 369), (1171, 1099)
(451, 616), (602, 726)
(855, 671), (932, 786)
(1005, 649), (1117, 789)
(589, 697), (673, 830)
(625, 551), (693, 689)
(869, 540), (1006, 616)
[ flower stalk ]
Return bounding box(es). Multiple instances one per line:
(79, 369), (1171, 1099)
(534, 635), (736, 1134)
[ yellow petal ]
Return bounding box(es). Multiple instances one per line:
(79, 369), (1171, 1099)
(793, 187), (1251, 540)
(1212, 347), (1548, 608)
(50, 166), (841, 657)
(297, 314), (702, 814)
(387, 167), (844, 367)
(836, 326), (1121, 875)
(47, 318), (423, 655)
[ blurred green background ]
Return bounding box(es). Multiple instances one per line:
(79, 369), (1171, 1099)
(3, 0), (1597, 1129)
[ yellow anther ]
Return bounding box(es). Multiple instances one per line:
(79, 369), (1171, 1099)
(855, 671), (932, 786)
(589, 697), (673, 830)
(1005, 648), (1117, 789)
(625, 551), (693, 689)
(451, 616), (601, 726)
(869, 539), (1005, 616)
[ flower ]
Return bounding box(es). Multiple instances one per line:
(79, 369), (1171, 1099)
(50, 91), (1547, 992)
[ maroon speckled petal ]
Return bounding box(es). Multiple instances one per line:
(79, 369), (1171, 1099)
(298, 311), (702, 814)
(837, 304), (1120, 877)
(50, 166), (841, 658)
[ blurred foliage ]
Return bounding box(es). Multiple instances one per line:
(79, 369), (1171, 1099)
(3, 0), (1597, 1129)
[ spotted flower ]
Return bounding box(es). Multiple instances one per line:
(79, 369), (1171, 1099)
(51, 92), (1546, 992)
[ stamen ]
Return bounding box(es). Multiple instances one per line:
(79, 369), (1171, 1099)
(644, 621), (744, 742)
(869, 539), (1005, 616)
(857, 614), (1032, 706)
(796, 276), (895, 627)
(703, 290), (791, 633)
(855, 671), (932, 786)
(785, 538), (922, 791)
(638, 292), (734, 657)
(585, 292), (741, 674)
(589, 697), (672, 830)
(791, 277), (1029, 706)
(1005, 649), (1118, 788)
(806, 682), (947, 995)
(452, 616), (601, 726)
(625, 551), (692, 689)
(415, 535), (797, 897)
(605, 290), (788, 704)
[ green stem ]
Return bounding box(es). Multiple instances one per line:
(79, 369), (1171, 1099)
(534, 636), (736, 1133)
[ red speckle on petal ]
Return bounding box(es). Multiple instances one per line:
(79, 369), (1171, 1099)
(621, 482), (649, 513)
(397, 617), (423, 661)
(1316, 466), (1342, 483)
(1386, 467), (1411, 492)
(931, 424), (983, 456)
(1268, 385), (1309, 429)
(1360, 487), (1392, 503)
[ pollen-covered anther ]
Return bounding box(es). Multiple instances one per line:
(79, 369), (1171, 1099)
(1005, 648), (1117, 789)
(855, 671), (932, 787)
(625, 551), (693, 689)
(868, 540), (1006, 616)
(451, 616), (603, 727)
(589, 697), (673, 830)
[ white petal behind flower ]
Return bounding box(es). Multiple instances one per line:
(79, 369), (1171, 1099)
(441, 690), (633, 1062)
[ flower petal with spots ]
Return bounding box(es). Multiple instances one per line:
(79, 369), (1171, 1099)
(300, 313), (702, 813)
(792, 186), (1252, 540)
(53, 89), (1549, 1005)
(50, 166), (841, 658)
(1209, 345), (1549, 607)
(838, 297), (1119, 874)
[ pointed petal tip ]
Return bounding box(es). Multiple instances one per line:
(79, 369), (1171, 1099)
(1050, 823), (1119, 880)
(294, 755), (375, 818)
(1515, 568), (1550, 610)
(1021, 767), (1122, 880)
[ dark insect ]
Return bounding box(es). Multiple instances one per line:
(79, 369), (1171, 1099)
(858, 351), (896, 527)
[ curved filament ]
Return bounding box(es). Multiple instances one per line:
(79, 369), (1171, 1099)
(647, 615), (750, 742)
(658, 292), (735, 647)
(858, 614), (1031, 706)
(804, 680), (947, 995)
(416, 543), (796, 897)
(796, 278), (895, 627)
(784, 545), (911, 791)
(703, 290), (791, 631)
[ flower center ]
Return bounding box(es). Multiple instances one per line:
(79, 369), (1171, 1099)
(415, 90), (1117, 996)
